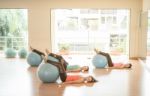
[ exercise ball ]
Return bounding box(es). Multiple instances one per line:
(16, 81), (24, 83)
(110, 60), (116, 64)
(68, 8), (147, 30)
(27, 52), (42, 66)
(18, 48), (28, 58)
(47, 55), (59, 62)
(92, 54), (108, 68)
(37, 63), (59, 83)
(5, 48), (16, 58)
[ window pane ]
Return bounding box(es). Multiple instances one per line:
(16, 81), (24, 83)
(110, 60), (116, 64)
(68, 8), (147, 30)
(52, 9), (129, 55)
(0, 9), (28, 51)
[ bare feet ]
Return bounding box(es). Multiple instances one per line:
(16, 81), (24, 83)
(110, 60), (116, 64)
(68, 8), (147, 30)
(45, 49), (51, 54)
(30, 46), (34, 51)
(41, 55), (47, 63)
(94, 48), (100, 54)
(46, 49), (58, 58)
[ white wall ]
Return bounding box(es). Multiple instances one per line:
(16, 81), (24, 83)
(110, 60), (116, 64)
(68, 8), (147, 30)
(138, 11), (148, 59)
(143, 0), (150, 11)
(142, 0), (150, 59)
(0, 0), (143, 58)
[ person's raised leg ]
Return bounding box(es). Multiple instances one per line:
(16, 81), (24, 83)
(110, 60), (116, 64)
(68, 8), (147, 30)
(45, 49), (65, 61)
(94, 48), (113, 67)
(45, 49), (68, 69)
(30, 46), (45, 56)
(46, 58), (67, 82)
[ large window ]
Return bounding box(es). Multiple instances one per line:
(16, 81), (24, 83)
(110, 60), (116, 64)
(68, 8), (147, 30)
(52, 9), (130, 55)
(0, 9), (28, 52)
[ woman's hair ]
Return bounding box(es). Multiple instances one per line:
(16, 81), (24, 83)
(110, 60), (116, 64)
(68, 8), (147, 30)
(81, 66), (89, 71)
(90, 76), (98, 82)
(85, 76), (98, 83)
(128, 64), (132, 68)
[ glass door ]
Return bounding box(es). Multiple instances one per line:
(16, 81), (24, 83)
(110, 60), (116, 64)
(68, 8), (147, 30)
(0, 9), (28, 52)
(51, 9), (130, 56)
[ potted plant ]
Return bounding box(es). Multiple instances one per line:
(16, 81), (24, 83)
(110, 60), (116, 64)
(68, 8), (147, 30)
(58, 43), (70, 55)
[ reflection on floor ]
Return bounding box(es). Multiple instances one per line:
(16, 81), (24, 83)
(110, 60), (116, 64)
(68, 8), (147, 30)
(0, 56), (150, 96)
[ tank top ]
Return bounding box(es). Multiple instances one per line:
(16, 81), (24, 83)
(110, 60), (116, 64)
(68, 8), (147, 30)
(65, 75), (81, 82)
(113, 63), (123, 67)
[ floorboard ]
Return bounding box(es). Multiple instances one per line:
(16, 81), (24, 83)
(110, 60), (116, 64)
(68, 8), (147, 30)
(0, 56), (150, 96)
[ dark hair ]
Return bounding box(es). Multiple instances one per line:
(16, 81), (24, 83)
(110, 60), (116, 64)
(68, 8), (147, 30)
(85, 66), (89, 71)
(91, 76), (98, 82)
(82, 66), (89, 71)
(86, 76), (98, 83)
(128, 64), (132, 68)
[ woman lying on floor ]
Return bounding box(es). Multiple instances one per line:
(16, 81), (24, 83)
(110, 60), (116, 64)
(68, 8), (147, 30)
(30, 46), (89, 72)
(94, 48), (132, 69)
(43, 56), (97, 84)
(45, 49), (89, 72)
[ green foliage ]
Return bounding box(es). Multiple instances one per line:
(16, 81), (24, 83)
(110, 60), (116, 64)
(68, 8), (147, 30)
(0, 9), (28, 50)
(58, 43), (70, 50)
(0, 9), (27, 37)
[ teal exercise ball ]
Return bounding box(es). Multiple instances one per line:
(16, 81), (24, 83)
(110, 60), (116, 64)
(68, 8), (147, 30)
(18, 48), (28, 58)
(92, 54), (108, 68)
(47, 55), (59, 62)
(27, 52), (42, 66)
(5, 48), (17, 58)
(37, 63), (59, 83)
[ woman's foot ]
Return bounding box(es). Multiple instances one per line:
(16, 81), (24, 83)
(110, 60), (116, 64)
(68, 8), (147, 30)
(30, 46), (34, 51)
(41, 55), (47, 63)
(45, 49), (57, 58)
(94, 48), (100, 54)
(45, 49), (51, 54)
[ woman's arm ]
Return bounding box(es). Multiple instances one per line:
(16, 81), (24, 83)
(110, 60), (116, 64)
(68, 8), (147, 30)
(66, 68), (81, 72)
(107, 63), (125, 69)
(63, 78), (84, 84)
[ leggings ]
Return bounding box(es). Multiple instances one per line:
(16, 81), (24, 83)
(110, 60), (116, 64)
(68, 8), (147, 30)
(32, 49), (45, 56)
(59, 73), (67, 82)
(48, 53), (68, 70)
(98, 51), (113, 67)
(47, 60), (67, 82)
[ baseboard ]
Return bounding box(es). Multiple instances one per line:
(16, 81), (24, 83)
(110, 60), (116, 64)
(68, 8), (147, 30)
(129, 57), (146, 60)
(129, 57), (139, 60)
(138, 57), (146, 60)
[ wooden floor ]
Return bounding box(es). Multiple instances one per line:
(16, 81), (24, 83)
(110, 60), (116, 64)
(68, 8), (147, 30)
(0, 56), (150, 96)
